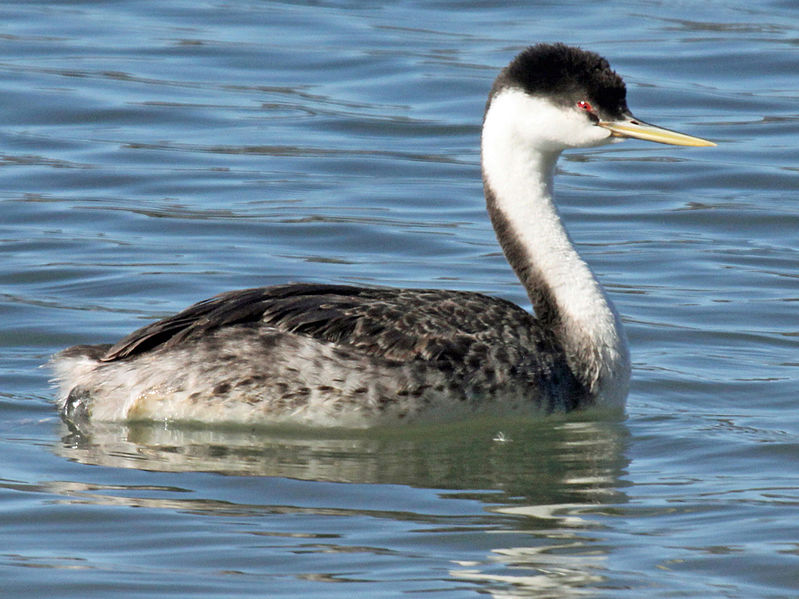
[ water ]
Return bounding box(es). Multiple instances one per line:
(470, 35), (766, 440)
(2, 0), (798, 596)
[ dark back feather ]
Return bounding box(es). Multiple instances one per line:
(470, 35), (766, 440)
(101, 283), (548, 367)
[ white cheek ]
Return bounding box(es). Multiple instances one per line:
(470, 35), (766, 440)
(558, 113), (614, 148)
(485, 89), (614, 152)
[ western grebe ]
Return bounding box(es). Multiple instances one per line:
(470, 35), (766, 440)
(52, 43), (714, 427)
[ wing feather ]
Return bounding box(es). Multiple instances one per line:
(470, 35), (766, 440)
(100, 283), (543, 367)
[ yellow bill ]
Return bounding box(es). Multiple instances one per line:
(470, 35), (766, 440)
(599, 117), (716, 147)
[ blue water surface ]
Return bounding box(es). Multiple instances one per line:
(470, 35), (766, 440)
(2, 1), (798, 597)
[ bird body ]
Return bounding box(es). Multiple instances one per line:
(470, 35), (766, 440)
(55, 284), (583, 426)
(52, 43), (714, 426)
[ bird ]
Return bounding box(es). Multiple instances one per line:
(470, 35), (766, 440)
(51, 43), (715, 427)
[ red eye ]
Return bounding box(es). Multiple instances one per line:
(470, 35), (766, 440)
(578, 101), (594, 113)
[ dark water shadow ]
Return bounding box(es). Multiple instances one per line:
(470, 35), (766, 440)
(55, 413), (630, 502)
(50, 412), (633, 596)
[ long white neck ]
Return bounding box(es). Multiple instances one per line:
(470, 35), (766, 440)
(481, 89), (630, 406)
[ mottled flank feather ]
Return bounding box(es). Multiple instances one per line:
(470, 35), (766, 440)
(53, 283), (585, 425)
